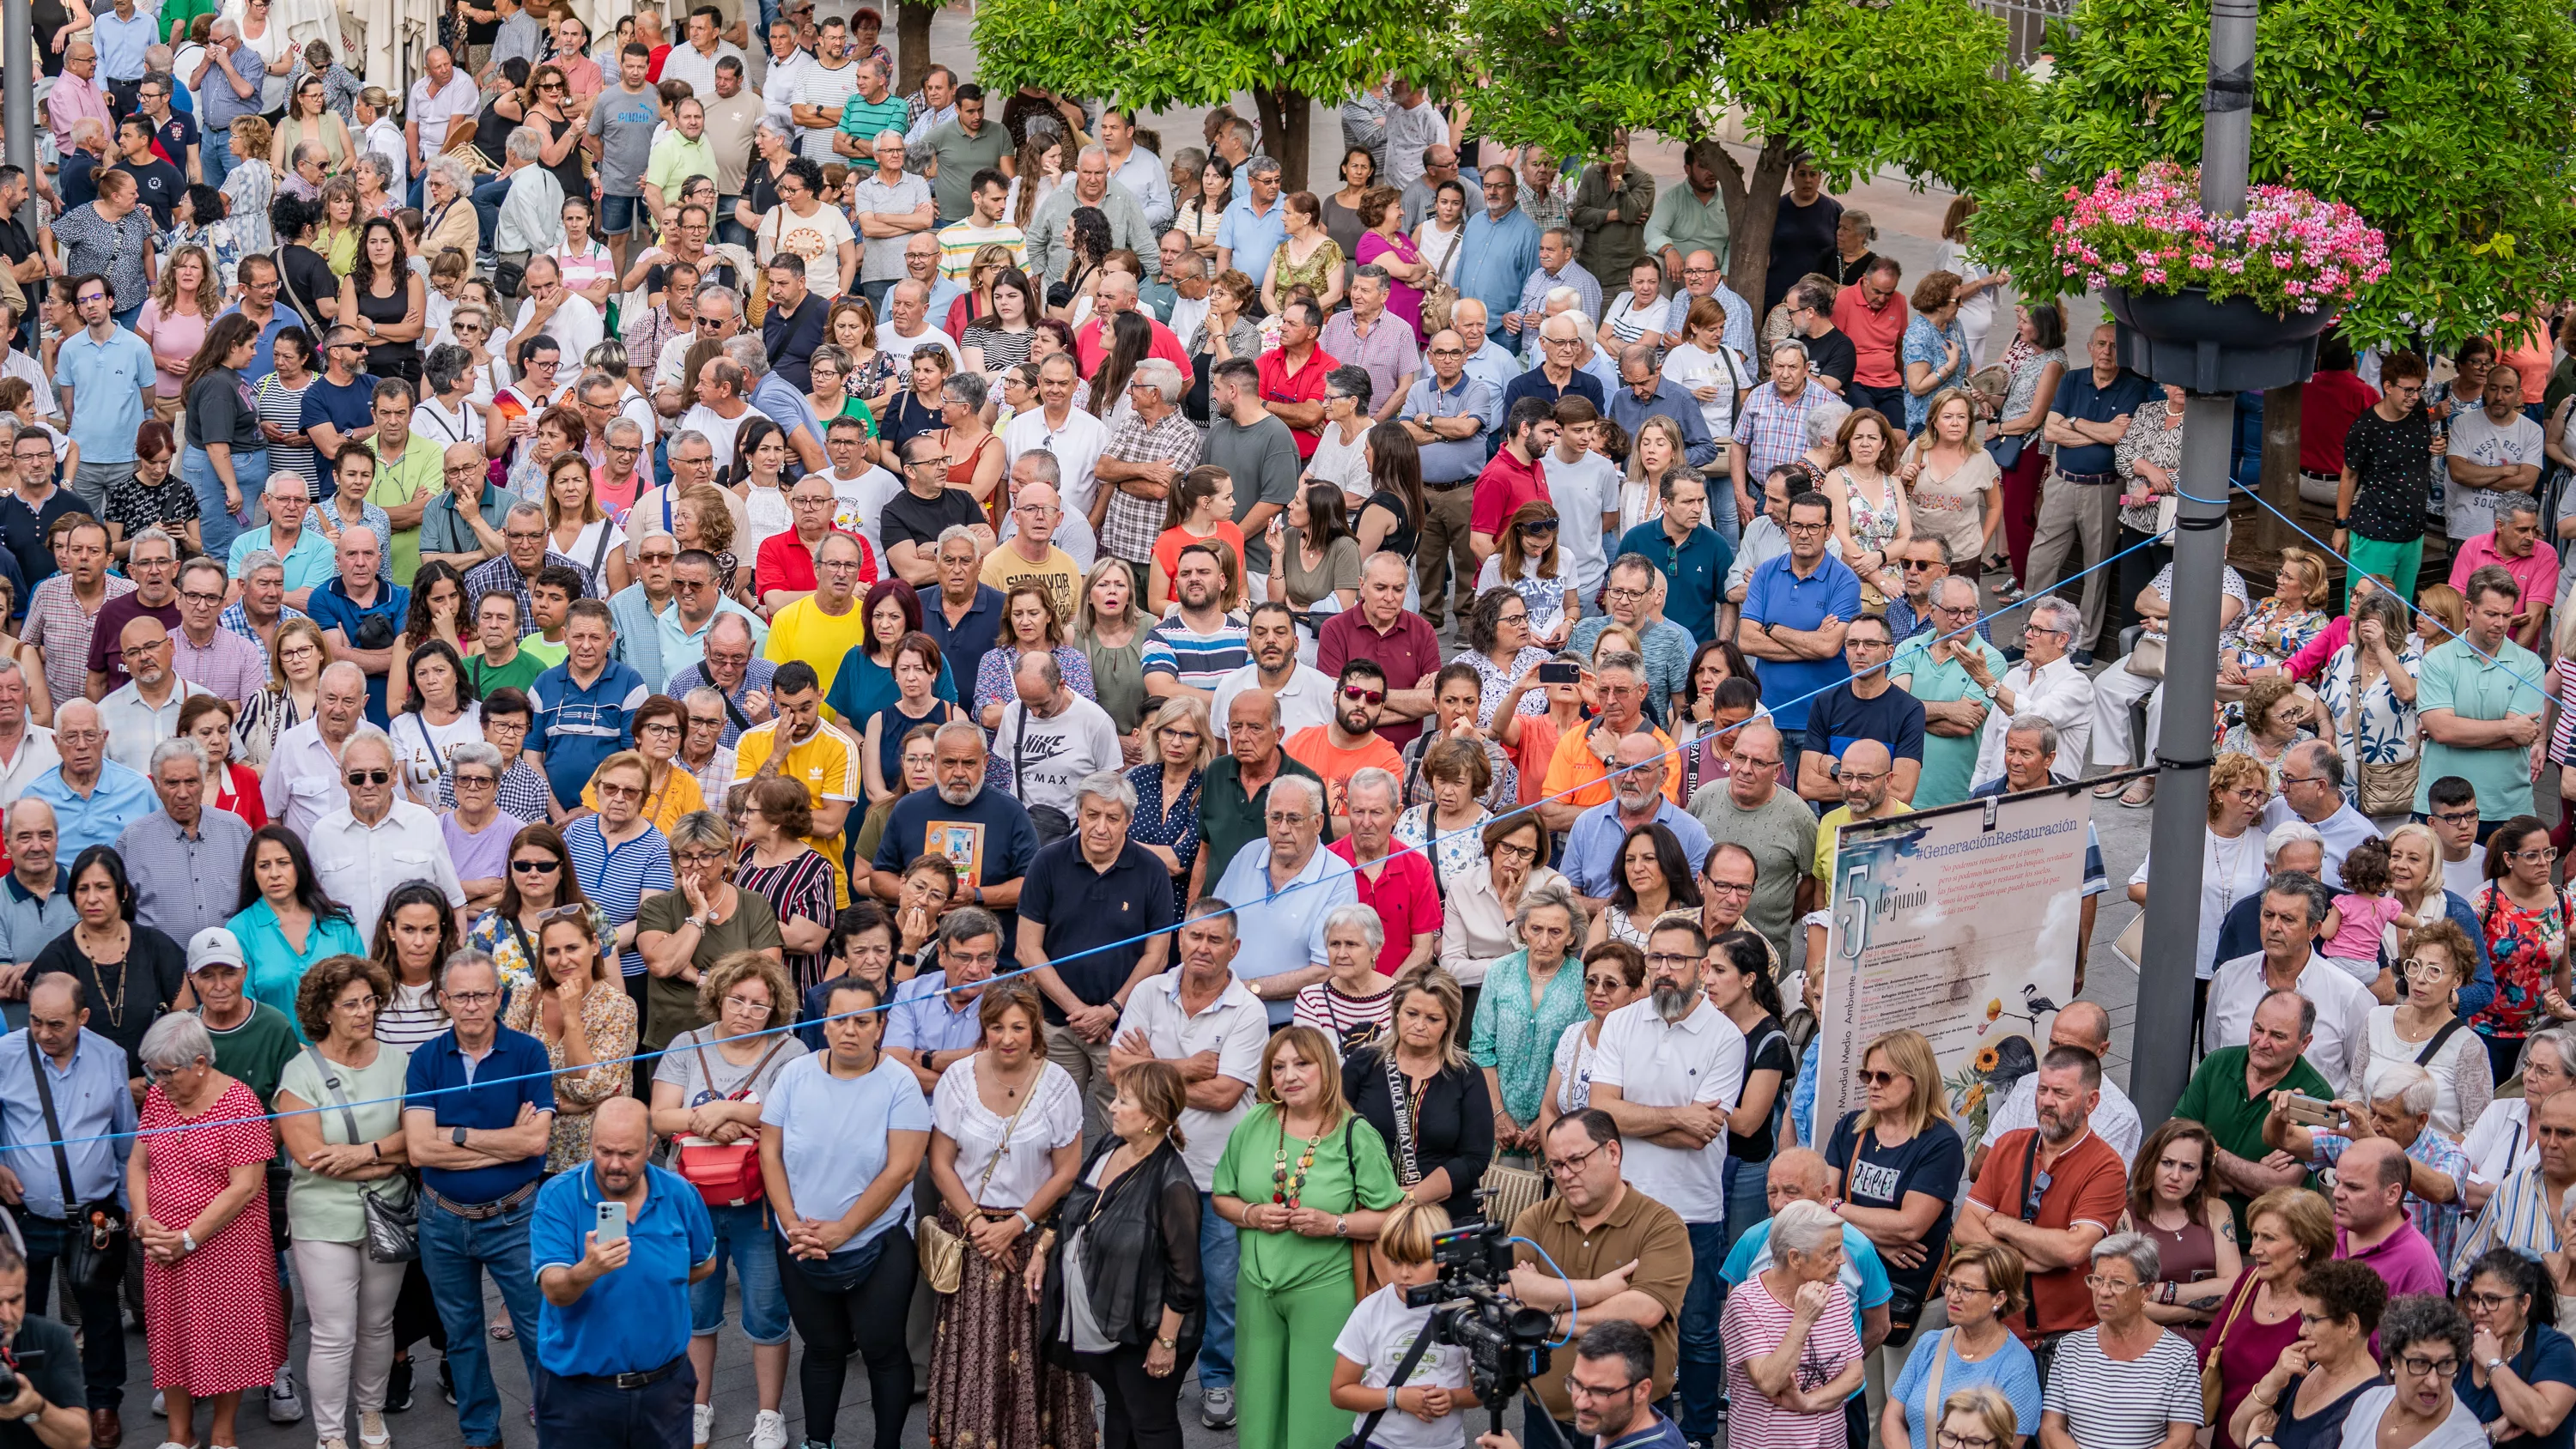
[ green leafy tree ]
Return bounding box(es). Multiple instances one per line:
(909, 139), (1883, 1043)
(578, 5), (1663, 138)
(1464, 0), (2032, 308)
(1976, 0), (2576, 351)
(969, 0), (1455, 191)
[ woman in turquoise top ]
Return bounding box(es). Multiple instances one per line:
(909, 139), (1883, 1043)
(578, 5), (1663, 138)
(229, 825), (366, 1031)
(823, 579), (961, 729)
(1212, 1025), (1403, 1449)
(1467, 879), (1591, 1161)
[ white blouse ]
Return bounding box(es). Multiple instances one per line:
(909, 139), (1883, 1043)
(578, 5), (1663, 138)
(932, 1053), (1083, 1212)
(1551, 1017), (1603, 1114)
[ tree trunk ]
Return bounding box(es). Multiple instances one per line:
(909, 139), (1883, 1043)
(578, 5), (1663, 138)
(1253, 85), (1312, 193)
(895, 0), (934, 94)
(1704, 136), (1795, 324)
(2257, 381), (2304, 553)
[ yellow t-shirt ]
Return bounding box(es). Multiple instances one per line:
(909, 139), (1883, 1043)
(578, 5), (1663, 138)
(1814, 801), (1917, 883)
(763, 595), (872, 718)
(978, 544), (1084, 627)
(581, 764), (707, 835)
(734, 719), (860, 907)
(368, 437), (443, 585)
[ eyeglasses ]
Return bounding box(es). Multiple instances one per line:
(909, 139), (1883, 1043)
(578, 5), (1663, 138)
(2432, 809), (2482, 826)
(2081, 1274), (2144, 1292)
(2023, 1167), (2054, 1220)
(455, 773), (496, 789)
(687, 714), (725, 730)
(442, 989), (498, 1006)
(1937, 1434), (2000, 1449)
(344, 768), (391, 785)
(1856, 1069), (1901, 1088)
(597, 782), (643, 799)
(1546, 1141), (1607, 1179)
(1644, 952), (1698, 970)
(179, 589), (222, 603)
(1704, 878), (1753, 897)
(2514, 847), (2562, 864)
(2463, 1290), (2522, 1312)
(1942, 1278), (2000, 1298)
(2397, 1354), (2461, 1379)
(1900, 559), (1941, 572)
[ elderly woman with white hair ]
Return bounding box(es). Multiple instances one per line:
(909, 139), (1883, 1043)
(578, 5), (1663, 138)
(1468, 875), (1590, 1160)
(492, 126), (566, 282)
(1093, 355), (1203, 569)
(128, 1010), (289, 1449)
(2461, 1025), (2574, 1211)
(1722, 1198), (1865, 1446)
(420, 156), (481, 267)
(2038, 1233), (2204, 1449)
(1293, 902), (1401, 1055)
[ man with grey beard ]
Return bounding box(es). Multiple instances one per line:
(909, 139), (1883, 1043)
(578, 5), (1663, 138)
(1583, 914), (1747, 1444)
(1948, 1043), (2128, 1350)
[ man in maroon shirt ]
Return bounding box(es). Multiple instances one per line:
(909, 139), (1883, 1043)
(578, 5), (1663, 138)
(2298, 333), (2380, 504)
(1470, 396), (1560, 567)
(1256, 296), (1339, 458)
(1315, 552), (1441, 748)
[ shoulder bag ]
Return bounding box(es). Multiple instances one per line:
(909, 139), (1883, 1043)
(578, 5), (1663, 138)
(673, 1032), (792, 1208)
(1334, 1310), (1437, 1449)
(918, 1075), (1036, 1294)
(29, 1034), (127, 1296)
(1419, 227), (1466, 336)
(298, 1043), (419, 1263)
(2349, 664), (2419, 817)
(2201, 1276), (2255, 1423)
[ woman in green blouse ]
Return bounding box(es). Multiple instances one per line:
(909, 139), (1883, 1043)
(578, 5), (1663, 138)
(1467, 879), (1592, 1161)
(1211, 1025), (1403, 1449)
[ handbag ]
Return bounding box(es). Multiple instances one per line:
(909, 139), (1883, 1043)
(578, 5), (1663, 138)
(1334, 1300), (1437, 1449)
(31, 1034), (126, 1297)
(2358, 755), (2420, 817)
(2201, 1278), (2254, 1423)
(672, 1034), (791, 1209)
(1986, 431), (2028, 470)
(300, 1045), (418, 1263)
(2124, 634), (2167, 680)
(1419, 228), (1465, 336)
(490, 256), (526, 299)
(917, 1076), (1036, 1294)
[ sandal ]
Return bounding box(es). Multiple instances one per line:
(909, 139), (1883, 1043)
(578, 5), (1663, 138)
(2090, 779), (2129, 798)
(487, 1314), (513, 1342)
(2120, 779), (2157, 808)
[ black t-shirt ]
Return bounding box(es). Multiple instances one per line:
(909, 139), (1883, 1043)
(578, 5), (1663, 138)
(54, 155), (96, 213)
(185, 367), (264, 452)
(0, 218), (35, 268)
(0, 487), (86, 592)
(115, 160), (185, 228)
(1727, 1012), (1796, 1165)
(1765, 193), (1844, 312)
(279, 245), (340, 330)
(762, 294), (830, 392)
(881, 390), (946, 455)
(2343, 405), (2433, 544)
(31, 927), (190, 1080)
(1804, 683), (1927, 772)
(740, 157), (781, 219)
(880, 486), (984, 555)
(1822, 1109), (1965, 1300)
(1804, 325), (1858, 391)
(0, 1315), (82, 1449)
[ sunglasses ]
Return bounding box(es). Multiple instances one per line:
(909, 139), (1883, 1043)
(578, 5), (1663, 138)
(1340, 686), (1385, 705)
(511, 858), (562, 874)
(344, 768), (391, 785)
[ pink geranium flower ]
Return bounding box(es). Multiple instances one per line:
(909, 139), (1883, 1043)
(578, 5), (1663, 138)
(2047, 161), (2386, 315)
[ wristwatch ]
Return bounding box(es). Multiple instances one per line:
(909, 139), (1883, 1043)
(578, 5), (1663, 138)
(1154, 1336), (1177, 1352)
(179, 1230), (197, 1254)
(452, 1125), (470, 1148)
(2487, 1356), (2508, 1373)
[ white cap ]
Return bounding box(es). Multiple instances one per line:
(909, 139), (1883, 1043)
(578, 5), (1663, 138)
(185, 926), (246, 973)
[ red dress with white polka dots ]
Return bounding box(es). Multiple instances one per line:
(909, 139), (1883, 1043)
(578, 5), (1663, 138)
(140, 1077), (287, 1396)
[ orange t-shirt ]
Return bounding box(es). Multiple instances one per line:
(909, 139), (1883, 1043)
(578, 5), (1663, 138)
(1285, 725), (1404, 817)
(1153, 523), (1250, 591)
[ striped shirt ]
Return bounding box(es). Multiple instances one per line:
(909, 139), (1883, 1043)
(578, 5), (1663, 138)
(23, 573), (135, 711)
(437, 759), (556, 829)
(219, 599), (308, 646)
(936, 221), (1024, 279)
(1141, 614), (1251, 694)
(1720, 1271), (1860, 1449)
(2039, 1326), (2204, 1447)
(258, 373), (320, 491)
(2448, 1161), (2565, 1280)
(375, 979), (450, 1051)
(562, 816), (677, 975)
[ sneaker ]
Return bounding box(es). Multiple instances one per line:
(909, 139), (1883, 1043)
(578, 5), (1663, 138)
(1200, 1386), (1236, 1429)
(358, 1411), (390, 1449)
(439, 1359), (457, 1408)
(151, 1392), (164, 1419)
(749, 1410), (788, 1449)
(2070, 647), (2095, 669)
(270, 1367), (307, 1424)
(694, 1404), (714, 1449)
(384, 1359), (414, 1415)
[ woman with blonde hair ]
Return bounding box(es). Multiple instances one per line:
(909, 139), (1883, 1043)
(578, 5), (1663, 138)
(1619, 413), (1694, 534)
(541, 450), (630, 595)
(1898, 386), (2001, 586)
(140, 244), (222, 424)
(499, 902), (637, 1169)
(315, 174), (364, 276)
(2223, 545), (2332, 682)
(2202, 1186), (2338, 1449)
(1326, 1197), (1478, 1443)
(1077, 558), (1154, 751)
(1935, 195), (2008, 364)
(1824, 1027), (1964, 1400)
(1126, 692), (1214, 906)
(1345, 967), (1492, 1221)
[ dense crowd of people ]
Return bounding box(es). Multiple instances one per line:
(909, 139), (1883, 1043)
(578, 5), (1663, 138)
(0, 6), (2567, 1449)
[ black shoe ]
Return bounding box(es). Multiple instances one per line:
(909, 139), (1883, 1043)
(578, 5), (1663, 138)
(2071, 647), (2095, 669)
(440, 1357), (458, 1407)
(385, 1357), (414, 1413)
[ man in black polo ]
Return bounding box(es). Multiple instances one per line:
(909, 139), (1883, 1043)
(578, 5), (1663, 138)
(1015, 769), (1178, 1141)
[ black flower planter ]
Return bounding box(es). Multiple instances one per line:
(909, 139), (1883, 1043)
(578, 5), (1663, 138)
(2103, 285), (2336, 395)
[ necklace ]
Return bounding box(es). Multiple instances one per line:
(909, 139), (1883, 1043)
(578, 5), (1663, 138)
(76, 927), (130, 1027)
(1273, 1115), (1323, 1206)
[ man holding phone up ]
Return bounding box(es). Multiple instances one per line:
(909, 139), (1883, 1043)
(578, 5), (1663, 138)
(532, 1097), (716, 1449)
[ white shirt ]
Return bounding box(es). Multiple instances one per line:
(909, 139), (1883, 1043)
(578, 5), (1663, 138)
(760, 52), (815, 136)
(2257, 797), (2382, 888)
(364, 116), (407, 190)
(1589, 995), (1747, 1223)
(991, 692), (1123, 816)
(657, 40), (745, 108)
(1210, 663), (1337, 736)
(679, 403), (756, 470)
(2464, 1096), (2540, 1187)
(1543, 448), (1621, 600)
(410, 394), (484, 451)
(1332, 1288), (1473, 1449)
(261, 717), (349, 836)
(407, 70), (482, 141)
(2445, 407), (2545, 541)
(1978, 1071), (2144, 1165)
(0, 726), (61, 809)
(878, 324), (961, 373)
(1001, 406), (1109, 519)
(2444, 847), (2488, 901)
(0, 349), (57, 421)
(98, 679), (212, 777)
(931, 1053), (1083, 1210)
(791, 61), (861, 164)
(307, 799), (468, 941)
(1110, 969), (1270, 1190)
(2202, 947), (2377, 1091)
(1971, 653), (2095, 790)
(524, 294), (605, 373)
(2129, 826), (2272, 981)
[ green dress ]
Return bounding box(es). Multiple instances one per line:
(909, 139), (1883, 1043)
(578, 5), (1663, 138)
(1212, 1104), (1402, 1449)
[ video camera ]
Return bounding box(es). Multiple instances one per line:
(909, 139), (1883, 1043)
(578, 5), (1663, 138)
(1402, 1216), (1556, 1434)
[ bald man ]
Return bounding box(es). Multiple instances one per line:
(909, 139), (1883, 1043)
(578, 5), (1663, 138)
(1971, 1002), (2142, 1173)
(97, 616), (210, 775)
(1813, 738), (1910, 885)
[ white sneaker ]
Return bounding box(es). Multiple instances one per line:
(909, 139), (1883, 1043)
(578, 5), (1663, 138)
(693, 1402), (714, 1449)
(358, 1410), (391, 1449)
(269, 1367), (307, 1424)
(151, 1391), (165, 1418)
(749, 1410), (788, 1449)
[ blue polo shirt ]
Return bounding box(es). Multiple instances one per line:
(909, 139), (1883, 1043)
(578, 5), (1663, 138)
(1741, 552), (1862, 734)
(403, 1024), (556, 1203)
(529, 659), (648, 808)
(1210, 841), (1358, 1026)
(1560, 799), (1712, 900)
(1455, 208), (1540, 326)
(1617, 519), (1732, 647)
(54, 327), (155, 464)
(297, 373), (383, 499)
(215, 304), (298, 383)
(529, 1161), (712, 1378)
(228, 519), (337, 588)
(918, 585), (1005, 682)
(304, 576), (412, 724)
(21, 762), (156, 858)
(2048, 366), (2152, 476)
(1215, 192), (1289, 288)
(1015, 836), (1179, 1024)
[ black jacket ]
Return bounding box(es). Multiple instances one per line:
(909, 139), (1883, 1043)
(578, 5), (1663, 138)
(1343, 1046), (1494, 1224)
(1039, 1133), (1203, 1362)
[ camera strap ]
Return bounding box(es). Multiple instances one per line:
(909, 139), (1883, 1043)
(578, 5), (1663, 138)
(1346, 1314), (1437, 1449)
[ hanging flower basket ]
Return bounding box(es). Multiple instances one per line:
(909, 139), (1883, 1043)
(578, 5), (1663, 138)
(2051, 162), (2390, 392)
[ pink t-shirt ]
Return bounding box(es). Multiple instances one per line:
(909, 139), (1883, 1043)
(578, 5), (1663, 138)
(138, 300), (210, 397)
(2325, 891), (2404, 961)
(1722, 1270), (1861, 1449)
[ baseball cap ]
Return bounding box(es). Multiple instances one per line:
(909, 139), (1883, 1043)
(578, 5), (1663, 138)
(186, 926), (246, 973)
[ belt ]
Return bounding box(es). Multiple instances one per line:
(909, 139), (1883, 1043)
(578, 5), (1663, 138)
(2054, 469), (2118, 486)
(563, 1356), (688, 1391)
(422, 1178), (540, 1221)
(2300, 470), (2342, 482)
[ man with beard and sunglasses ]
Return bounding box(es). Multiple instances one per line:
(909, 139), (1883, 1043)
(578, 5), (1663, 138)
(1281, 658), (1404, 836)
(1584, 915), (1747, 1447)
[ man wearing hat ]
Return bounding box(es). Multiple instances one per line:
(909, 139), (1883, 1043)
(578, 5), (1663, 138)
(185, 926), (300, 1104)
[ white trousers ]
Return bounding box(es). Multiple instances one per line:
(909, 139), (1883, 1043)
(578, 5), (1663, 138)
(290, 1236), (406, 1443)
(2090, 657), (2166, 768)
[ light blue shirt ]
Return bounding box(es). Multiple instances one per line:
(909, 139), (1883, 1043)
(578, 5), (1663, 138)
(883, 969), (987, 1064)
(1455, 208), (1540, 328)
(1561, 799), (1712, 900)
(748, 373), (823, 450)
(0, 872), (76, 971)
(90, 4), (161, 80)
(1461, 337), (1520, 409)
(1400, 372), (1497, 483)
(757, 1052), (931, 1251)
(228, 520), (337, 587)
(1210, 840), (1358, 1026)
(1216, 191), (1289, 287)
(606, 583), (667, 692)
(53, 327), (155, 464)
(0, 1027), (137, 1216)
(21, 761), (155, 858)
(652, 597), (769, 687)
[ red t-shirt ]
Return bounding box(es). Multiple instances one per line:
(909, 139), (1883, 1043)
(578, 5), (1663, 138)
(1327, 836), (1444, 976)
(1075, 313), (1189, 378)
(1832, 283), (1910, 388)
(647, 43), (672, 81)
(1257, 344), (1340, 458)
(1470, 447), (1551, 537)
(754, 529), (878, 600)
(2298, 370), (2381, 476)
(1966, 1126), (2129, 1343)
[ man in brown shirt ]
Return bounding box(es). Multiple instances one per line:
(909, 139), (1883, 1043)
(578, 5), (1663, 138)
(1508, 1109), (1694, 1445)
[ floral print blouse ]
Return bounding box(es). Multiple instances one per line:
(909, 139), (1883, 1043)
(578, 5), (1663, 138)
(2226, 595), (2327, 672)
(1393, 803), (1490, 899)
(469, 903), (614, 1003)
(501, 979), (637, 1171)
(2470, 881), (2572, 1040)
(2317, 632), (2425, 770)
(1125, 762), (1204, 914)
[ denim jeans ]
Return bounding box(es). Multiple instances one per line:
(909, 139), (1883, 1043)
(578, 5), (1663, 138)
(1722, 1155), (1769, 1252)
(205, 129), (235, 189)
(10, 1209), (125, 1408)
(179, 441), (269, 560)
(688, 1202), (788, 1344)
(1700, 468), (1741, 547)
(1194, 1193), (1238, 1390)
(1678, 1219), (1728, 1438)
(471, 176), (509, 258)
(860, 277), (897, 313)
(420, 1194), (544, 1445)
(532, 1358), (695, 1449)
